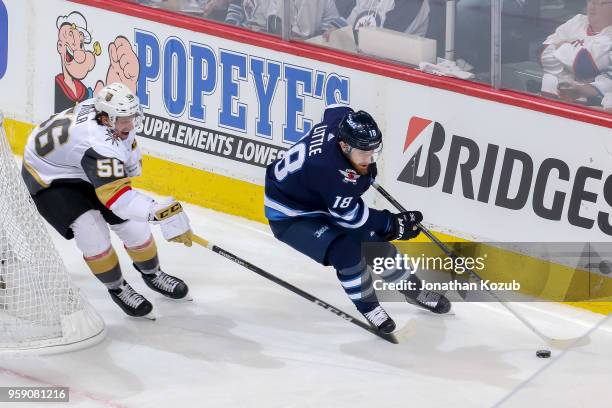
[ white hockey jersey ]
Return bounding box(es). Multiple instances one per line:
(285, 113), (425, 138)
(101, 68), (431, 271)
(540, 14), (612, 98)
(23, 99), (142, 209)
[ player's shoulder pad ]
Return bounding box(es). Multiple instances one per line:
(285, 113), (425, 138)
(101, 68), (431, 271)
(322, 104), (353, 124)
(86, 128), (129, 162)
(305, 145), (343, 179)
(90, 141), (126, 162)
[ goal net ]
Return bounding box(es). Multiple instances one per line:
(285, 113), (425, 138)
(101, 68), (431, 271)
(0, 113), (105, 353)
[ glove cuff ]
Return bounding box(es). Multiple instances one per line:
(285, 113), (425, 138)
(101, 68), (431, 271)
(150, 201), (184, 222)
(381, 211), (399, 242)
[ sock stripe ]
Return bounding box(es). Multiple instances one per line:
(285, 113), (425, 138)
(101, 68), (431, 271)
(126, 236), (158, 263)
(126, 236), (160, 272)
(387, 268), (412, 284)
(85, 247), (119, 275)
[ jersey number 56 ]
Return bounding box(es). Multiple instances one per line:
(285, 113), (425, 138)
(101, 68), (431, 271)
(34, 117), (71, 157)
(97, 158), (125, 178)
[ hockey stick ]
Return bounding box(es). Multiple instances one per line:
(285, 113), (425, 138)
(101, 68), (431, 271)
(190, 232), (416, 344)
(372, 181), (590, 349)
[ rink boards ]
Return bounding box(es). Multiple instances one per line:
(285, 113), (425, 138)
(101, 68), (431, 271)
(1, 0), (611, 310)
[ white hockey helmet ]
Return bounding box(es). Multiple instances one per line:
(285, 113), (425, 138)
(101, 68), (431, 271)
(94, 83), (143, 129)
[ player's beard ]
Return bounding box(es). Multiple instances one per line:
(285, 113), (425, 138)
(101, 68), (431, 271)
(354, 162), (370, 176)
(345, 153), (370, 176)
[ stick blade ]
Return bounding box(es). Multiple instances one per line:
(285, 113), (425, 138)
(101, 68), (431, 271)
(548, 335), (590, 349)
(391, 319), (418, 343)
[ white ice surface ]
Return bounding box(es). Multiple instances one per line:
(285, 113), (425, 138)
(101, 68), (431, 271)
(1, 194), (611, 408)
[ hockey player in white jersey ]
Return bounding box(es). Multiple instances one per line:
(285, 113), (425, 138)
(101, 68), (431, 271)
(22, 83), (192, 318)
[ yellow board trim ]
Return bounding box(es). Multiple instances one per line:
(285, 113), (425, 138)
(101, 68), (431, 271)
(134, 154), (267, 224)
(4, 118), (610, 314)
(3, 118), (35, 156)
(394, 241), (612, 303)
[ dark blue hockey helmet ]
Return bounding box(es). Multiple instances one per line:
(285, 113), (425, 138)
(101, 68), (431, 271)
(337, 110), (382, 151)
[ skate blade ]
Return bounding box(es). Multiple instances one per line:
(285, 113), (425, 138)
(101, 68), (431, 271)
(415, 308), (456, 317)
(407, 298), (454, 316)
(139, 310), (157, 321)
(163, 294), (193, 302)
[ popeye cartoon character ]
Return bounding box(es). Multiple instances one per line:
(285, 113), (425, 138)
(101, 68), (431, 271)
(55, 11), (139, 112)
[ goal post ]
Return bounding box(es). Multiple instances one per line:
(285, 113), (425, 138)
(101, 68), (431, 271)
(0, 112), (106, 354)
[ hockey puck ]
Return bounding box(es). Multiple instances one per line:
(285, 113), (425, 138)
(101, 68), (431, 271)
(536, 349), (551, 358)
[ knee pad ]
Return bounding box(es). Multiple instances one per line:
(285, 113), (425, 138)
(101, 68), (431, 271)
(111, 220), (159, 272)
(326, 234), (362, 271)
(72, 210), (111, 257)
(110, 220), (152, 248)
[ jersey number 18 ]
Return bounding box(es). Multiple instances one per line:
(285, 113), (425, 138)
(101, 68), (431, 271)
(274, 143), (306, 181)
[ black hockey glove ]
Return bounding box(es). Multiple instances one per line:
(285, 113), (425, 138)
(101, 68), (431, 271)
(383, 211), (423, 241)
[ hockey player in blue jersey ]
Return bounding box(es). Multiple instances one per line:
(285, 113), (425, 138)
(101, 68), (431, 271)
(265, 105), (450, 334)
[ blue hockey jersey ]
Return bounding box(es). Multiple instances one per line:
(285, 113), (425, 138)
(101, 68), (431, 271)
(264, 105), (391, 232)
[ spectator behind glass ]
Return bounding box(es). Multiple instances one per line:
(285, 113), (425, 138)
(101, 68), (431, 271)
(133, 0), (167, 7)
(226, 0), (347, 39)
(285, 0), (348, 38)
(200, 0), (231, 20)
(336, 0), (357, 18)
(225, 0), (275, 31)
(604, 92), (612, 110)
(346, 0), (430, 38)
(540, 0), (612, 107)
